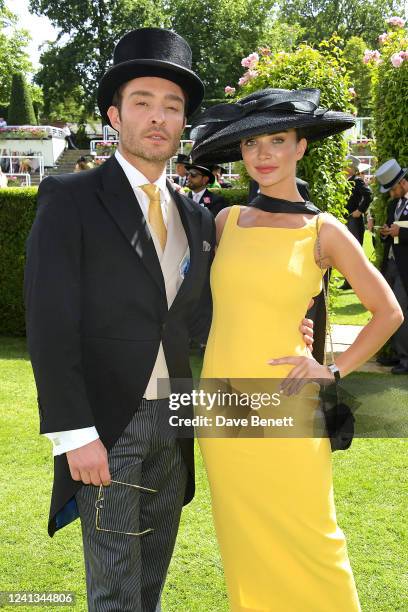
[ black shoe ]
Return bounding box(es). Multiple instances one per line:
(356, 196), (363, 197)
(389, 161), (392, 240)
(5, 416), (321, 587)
(340, 281), (351, 290)
(391, 365), (408, 374)
(376, 355), (400, 366)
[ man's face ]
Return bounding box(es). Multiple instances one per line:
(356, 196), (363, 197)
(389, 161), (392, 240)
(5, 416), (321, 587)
(187, 169), (209, 192)
(176, 163), (187, 177)
(107, 76), (186, 163)
(389, 177), (408, 199)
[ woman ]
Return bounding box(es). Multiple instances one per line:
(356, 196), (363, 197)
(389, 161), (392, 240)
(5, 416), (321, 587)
(191, 88), (403, 611)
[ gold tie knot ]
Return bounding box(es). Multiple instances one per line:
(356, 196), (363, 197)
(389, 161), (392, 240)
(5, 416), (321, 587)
(141, 183), (160, 202)
(140, 183), (167, 251)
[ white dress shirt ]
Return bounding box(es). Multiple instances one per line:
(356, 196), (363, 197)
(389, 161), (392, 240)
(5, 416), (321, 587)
(45, 150), (176, 456)
(192, 188), (206, 204)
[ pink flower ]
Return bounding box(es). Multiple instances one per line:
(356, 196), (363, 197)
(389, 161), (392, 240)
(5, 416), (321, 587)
(247, 69), (259, 80)
(238, 74), (250, 87)
(387, 16), (405, 28)
(348, 87), (356, 97)
(241, 52), (259, 69)
(400, 50), (408, 60)
(363, 49), (382, 64)
(203, 197), (211, 204)
(224, 85), (236, 96)
(378, 33), (388, 44)
(390, 52), (404, 67)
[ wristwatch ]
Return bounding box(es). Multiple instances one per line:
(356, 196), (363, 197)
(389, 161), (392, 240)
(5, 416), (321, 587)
(327, 363), (341, 382)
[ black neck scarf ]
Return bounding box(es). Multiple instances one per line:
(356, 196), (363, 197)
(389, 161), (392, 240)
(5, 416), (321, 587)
(250, 193), (321, 215)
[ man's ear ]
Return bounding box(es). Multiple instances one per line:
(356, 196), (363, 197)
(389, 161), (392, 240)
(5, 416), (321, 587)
(107, 106), (121, 133)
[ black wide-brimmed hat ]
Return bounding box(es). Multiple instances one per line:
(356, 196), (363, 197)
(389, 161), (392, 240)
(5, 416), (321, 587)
(184, 163), (216, 185)
(191, 88), (355, 164)
(98, 28), (204, 126)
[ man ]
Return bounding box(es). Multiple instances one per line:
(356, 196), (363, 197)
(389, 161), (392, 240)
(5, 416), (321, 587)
(211, 164), (232, 188)
(376, 158), (408, 374)
(172, 153), (190, 186)
(185, 162), (227, 216)
(62, 122), (78, 149)
(0, 117), (7, 128)
(24, 27), (314, 612)
(340, 155), (373, 290)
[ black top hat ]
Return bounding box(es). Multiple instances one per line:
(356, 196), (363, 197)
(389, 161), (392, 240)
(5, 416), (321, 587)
(98, 28), (204, 126)
(191, 88), (355, 164)
(184, 163), (216, 185)
(175, 153), (191, 164)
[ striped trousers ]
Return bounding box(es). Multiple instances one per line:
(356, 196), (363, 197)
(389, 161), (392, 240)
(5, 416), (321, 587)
(76, 399), (188, 612)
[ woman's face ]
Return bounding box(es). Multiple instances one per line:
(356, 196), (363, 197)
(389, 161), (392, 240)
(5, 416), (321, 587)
(240, 129), (307, 188)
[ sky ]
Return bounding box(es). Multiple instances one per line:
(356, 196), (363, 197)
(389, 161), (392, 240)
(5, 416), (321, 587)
(5, 0), (59, 68)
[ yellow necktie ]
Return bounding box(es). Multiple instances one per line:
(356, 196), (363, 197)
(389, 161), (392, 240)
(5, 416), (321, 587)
(141, 184), (167, 251)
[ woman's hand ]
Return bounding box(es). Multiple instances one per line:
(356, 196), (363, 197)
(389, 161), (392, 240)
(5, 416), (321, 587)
(267, 356), (335, 395)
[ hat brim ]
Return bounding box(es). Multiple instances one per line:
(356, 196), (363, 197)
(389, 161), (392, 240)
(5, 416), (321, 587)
(379, 168), (407, 192)
(98, 59), (204, 126)
(184, 163), (216, 185)
(192, 111), (355, 164)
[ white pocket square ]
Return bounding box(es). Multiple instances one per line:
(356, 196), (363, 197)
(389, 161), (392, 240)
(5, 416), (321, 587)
(202, 240), (211, 252)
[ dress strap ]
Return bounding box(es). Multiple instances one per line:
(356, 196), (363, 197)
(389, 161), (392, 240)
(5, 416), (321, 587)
(223, 205), (241, 232)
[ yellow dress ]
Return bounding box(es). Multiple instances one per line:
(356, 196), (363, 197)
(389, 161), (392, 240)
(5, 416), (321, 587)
(198, 206), (361, 612)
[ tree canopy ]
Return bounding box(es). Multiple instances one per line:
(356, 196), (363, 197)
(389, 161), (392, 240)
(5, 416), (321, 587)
(0, 5), (32, 109)
(278, 0), (405, 47)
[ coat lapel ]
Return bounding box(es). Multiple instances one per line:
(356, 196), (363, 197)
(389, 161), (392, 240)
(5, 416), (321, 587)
(96, 156), (166, 297)
(167, 180), (202, 312)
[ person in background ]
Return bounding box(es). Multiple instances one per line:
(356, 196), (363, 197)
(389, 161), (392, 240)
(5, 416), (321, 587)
(172, 152), (190, 186)
(0, 167), (8, 187)
(376, 158), (408, 374)
(185, 162), (227, 216)
(211, 164), (232, 188)
(74, 156), (94, 172)
(340, 155), (373, 289)
(62, 123), (78, 150)
(0, 117), (7, 128)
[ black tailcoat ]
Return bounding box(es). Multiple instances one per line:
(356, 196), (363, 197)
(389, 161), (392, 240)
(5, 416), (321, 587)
(24, 155), (215, 536)
(381, 197), (408, 295)
(188, 188), (228, 217)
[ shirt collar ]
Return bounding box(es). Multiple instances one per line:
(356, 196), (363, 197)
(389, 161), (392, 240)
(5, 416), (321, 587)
(193, 188), (207, 201)
(115, 149), (168, 197)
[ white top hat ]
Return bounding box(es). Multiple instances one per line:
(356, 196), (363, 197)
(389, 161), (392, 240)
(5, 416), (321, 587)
(375, 158), (407, 193)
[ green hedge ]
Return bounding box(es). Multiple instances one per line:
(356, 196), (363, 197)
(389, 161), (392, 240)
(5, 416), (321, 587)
(0, 187), (249, 337)
(0, 188), (38, 336)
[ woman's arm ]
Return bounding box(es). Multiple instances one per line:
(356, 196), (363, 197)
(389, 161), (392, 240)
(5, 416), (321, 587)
(317, 214), (403, 377)
(269, 213), (403, 392)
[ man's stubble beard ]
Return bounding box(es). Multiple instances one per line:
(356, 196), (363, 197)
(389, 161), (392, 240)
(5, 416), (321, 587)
(120, 122), (182, 163)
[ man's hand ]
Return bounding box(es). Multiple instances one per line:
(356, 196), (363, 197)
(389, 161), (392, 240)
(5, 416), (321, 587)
(351, 210), (362, 218)
(66, 438), (111, 486)
(386, 223), (400, 237)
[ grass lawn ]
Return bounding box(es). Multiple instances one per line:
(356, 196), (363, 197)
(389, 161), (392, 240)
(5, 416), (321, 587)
(331, 230), (376, 326)
(1, 337), (407, 611)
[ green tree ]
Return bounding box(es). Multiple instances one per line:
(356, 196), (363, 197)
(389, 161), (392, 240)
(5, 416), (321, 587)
(369, 23), (408, 247)
(168, 0), (278, 101)
(278, 0), (405, 47)
(31, 0), (288, 119)
(343, 37), (374, 116)
(8, 73), (37, 125)
(30, 0), (165, 118)
(0, 5), (32, 109)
